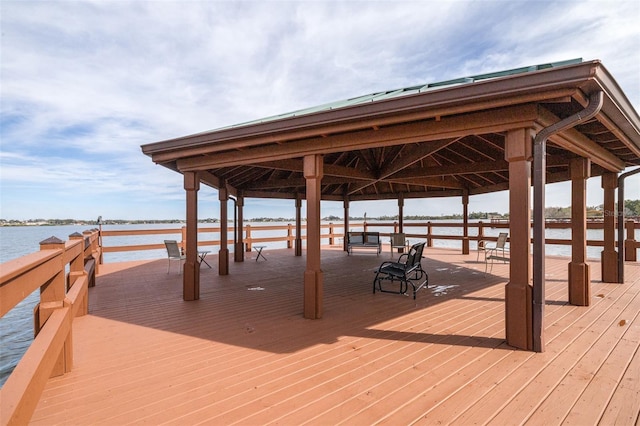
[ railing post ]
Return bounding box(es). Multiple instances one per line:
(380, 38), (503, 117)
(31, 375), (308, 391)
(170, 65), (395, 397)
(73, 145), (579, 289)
(625, 219), (637, 261)
(328, 222), (334, 245)
(69, 232), (90, 315)
(245, 224), (252, 252)
(393, 221), (399, 233)
(94, 227), (103, 265)
(287, 223), (293, 249)
(83, 230), (98, 285)
(426, 221), (433, 247)
(68, 233), (85, 289)
(477, 221), (485, 249)
(38, 236), (71, 376)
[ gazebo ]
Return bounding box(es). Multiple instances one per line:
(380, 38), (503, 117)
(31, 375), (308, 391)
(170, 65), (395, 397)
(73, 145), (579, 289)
(142, 59), (640, 352)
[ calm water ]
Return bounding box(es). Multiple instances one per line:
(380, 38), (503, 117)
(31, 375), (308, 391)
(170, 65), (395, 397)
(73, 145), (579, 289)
(1, 221), (637, 387)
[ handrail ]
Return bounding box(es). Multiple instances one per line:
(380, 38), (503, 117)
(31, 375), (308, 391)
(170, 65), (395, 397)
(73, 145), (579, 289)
(0, 230), (98, 425)
(97, 220), (639, 259)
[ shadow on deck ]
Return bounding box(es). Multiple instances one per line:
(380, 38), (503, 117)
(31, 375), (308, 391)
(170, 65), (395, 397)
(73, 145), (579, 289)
(90, 246), (508, 353)
(30, 246), (640, 425)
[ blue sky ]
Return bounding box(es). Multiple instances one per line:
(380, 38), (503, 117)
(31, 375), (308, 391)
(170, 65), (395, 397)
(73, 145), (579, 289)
(1, 0), (639, 221)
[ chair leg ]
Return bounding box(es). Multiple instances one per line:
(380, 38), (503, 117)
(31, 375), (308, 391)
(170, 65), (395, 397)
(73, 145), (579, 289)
(373, 273), (380, 294)
(484, 252), (494, 275)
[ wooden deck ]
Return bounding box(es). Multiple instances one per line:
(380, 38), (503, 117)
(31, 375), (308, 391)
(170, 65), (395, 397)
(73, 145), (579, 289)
(29, 246), (640, 425)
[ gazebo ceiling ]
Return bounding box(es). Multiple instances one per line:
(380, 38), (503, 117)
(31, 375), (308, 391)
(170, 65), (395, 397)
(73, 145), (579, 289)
(142, 59), (640, 202)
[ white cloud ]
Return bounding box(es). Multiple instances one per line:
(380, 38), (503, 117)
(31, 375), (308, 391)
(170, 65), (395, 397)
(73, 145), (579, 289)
(1, 0), (638, 220)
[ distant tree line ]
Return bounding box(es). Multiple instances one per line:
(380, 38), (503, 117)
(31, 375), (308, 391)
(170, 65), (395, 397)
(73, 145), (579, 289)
(545, 200), (640, 219)
(2, 200), (638, 226)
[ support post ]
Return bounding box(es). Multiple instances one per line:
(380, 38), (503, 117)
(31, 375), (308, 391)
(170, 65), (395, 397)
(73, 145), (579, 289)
(601, 172), (618, 283)
(397, 194), (405, 254)
(234, 195), (244, 262)
(295, 195), (303, 257)
(183, 171), (200, 301)
(617, 167), (640, 280)
(343, 198), (350, 252)
(568, 158), (591, 305)
(398, 193), (404, 233)
(625, 220), (637, 262)
(303, 154), (323, 319)
(219, 185), (229, 275)
(462, 191), (470, 254)
(532, 91), (602, 352)
(505, 128), (534, 351)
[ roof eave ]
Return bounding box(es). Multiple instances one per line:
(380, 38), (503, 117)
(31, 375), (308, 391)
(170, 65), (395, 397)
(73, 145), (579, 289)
(591, 65), (640, 158)
(141, 60), (607, 159)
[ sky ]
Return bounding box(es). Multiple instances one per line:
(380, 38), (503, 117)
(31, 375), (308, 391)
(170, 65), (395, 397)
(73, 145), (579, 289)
(1, 0), (639, 221)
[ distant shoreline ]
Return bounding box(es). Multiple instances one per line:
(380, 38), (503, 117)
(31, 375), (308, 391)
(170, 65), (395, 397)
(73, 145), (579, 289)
(3, 202), (638, 227)
(0, 214), (506, 227)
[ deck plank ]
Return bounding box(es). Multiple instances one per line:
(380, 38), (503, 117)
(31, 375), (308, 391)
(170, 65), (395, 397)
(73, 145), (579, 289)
(487, 289), (639, 424)
(373, 287), (573, 425)
(26, 247), (640, 425)
(597, 339), (640, 425)
(452, 279), (635, 425)
(562, 297), (640, 425)
(524, 288), (640, 424)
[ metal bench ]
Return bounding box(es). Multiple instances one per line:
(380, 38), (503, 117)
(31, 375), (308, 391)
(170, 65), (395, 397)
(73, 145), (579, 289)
(347, 231), (381, 255)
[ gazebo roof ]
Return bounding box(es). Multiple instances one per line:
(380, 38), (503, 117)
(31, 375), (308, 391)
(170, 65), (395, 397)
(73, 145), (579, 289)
(142, 59), (640, 202)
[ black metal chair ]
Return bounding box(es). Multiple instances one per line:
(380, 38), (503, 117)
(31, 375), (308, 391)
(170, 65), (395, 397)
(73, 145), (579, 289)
(373, 242), (428, 299)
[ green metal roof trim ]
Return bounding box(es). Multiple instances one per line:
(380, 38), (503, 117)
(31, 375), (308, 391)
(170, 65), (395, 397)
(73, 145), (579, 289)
(224, 58), (583, 130)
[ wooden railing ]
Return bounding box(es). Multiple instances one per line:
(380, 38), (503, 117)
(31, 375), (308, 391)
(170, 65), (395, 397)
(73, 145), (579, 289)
(0, 230), (100, 425)
(356, 220), (639, 260)
(99, 220), (639, 262)
(100, 223), (344, 253)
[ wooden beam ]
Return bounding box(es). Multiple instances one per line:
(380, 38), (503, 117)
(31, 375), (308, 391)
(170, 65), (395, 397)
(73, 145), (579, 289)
(177, 104), (540, 171)
(386, 176), (464, 189)
(347, 138), (458, 194)
(392, 159), (508, 178)
(253, 159), (376, 180)
(242, 176), (353, 190)
(199, 171), (240, 198)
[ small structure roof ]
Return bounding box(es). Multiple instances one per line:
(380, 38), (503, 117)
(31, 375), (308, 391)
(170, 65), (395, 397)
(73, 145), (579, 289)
(142, 59), (640, 202)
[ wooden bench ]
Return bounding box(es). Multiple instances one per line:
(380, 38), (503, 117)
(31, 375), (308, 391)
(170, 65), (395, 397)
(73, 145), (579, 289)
(347, 231), (381, 255)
